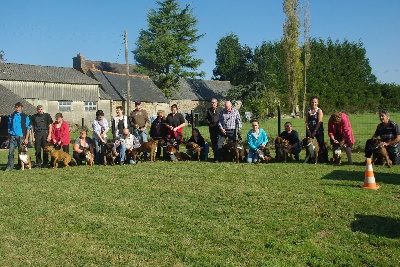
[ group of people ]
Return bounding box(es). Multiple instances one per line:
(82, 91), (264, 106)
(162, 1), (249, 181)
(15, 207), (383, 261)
(3, 97), (399, 170)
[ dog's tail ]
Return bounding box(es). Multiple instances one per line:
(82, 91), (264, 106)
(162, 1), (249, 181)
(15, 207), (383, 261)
(71, 158), (78, 166)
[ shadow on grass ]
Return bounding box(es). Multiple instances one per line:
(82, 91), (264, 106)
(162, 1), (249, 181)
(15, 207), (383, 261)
(351, 214), (400, 238)
(322, 170), (400, 185)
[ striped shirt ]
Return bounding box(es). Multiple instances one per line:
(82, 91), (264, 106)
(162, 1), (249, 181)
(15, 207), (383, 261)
(218, 108), (242, 131)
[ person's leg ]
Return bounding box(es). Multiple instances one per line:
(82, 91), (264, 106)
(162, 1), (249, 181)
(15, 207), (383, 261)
(215, 134), (226, 162)
(204, 142), (209, 161)
(119, 144), (126, 165)
(73, 151), (82, 165)
(292, 146), (301, 161)
(63, 145), (69, 154)
(364, 139), (374, 158)
(6, 136), (19, 170)
(141, 130), (148, 143)
(34, 132), (42, 166)
(94, 139), (102, 164)
(247, 150), (256, 163)
(345, 146), (353, 164)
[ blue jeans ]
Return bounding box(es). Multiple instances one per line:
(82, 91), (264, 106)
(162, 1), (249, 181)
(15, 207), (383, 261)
(6, 136), (24, 170)
(247, 150), (259, 163)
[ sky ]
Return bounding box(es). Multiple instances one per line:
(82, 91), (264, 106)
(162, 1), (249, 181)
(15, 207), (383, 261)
(1, 0), (399, 85)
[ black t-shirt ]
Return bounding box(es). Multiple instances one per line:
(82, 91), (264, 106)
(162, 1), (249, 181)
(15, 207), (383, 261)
(280, 130), (301, 148)
(166, 113), (185, 128)
(31, 113), (53, 132)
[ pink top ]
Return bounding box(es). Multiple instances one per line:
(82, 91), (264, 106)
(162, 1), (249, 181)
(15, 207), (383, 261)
(51, 120), (70, 146)
(328, 112), (354, 147)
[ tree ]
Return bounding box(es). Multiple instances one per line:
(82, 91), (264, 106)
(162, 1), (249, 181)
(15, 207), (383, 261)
(301, 0), (311, 118)
(133, 0), (205, 96)
(282, 0), (303, 115)
(0, 50), (5, 62)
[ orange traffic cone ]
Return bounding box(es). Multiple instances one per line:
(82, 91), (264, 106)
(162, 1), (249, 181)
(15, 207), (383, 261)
(362, 158), (380, 190)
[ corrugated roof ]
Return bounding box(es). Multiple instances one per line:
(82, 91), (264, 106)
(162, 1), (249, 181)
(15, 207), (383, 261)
(0, 62), (100, 85)
(0, 84), (37, 116)
(89, 70), (168, 103)
(170, 79), (232, 101)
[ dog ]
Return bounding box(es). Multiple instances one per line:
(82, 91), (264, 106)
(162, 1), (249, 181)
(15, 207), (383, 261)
(331, 140), (345, 165)
(18, 144), (32, 170)
(302, 137), (320, 164)
(221, 141), (247, 163)
(83, 149), (94, 166)
(125, 148), (141, 164)
(186, 142), (201, 161)
(103, 141), (117, 166)
(275, 137), (291, 162)
(136, 140), (159, 161)
(166, 145), (191, 161)
(258, 144), (273, 163)
(371, 138), (392, 168)
(44, 146), (77, 168)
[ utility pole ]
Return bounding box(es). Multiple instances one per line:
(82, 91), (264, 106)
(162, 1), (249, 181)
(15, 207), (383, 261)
(124, 30), (131, 115)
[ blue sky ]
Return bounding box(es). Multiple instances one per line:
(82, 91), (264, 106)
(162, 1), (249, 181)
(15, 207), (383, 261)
(1, 0), (399, 84)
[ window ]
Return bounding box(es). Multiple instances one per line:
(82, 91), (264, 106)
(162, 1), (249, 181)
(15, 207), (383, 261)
(58, 101), (72, 111)
(84, 101), (97, 111)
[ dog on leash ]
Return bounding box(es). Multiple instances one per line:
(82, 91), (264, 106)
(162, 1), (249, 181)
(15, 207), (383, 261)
(331, 140), (345, 165)
(83, 149), (94, 166)
(221, 141), (247, 163)
(186, 142), (202, 161)
(371, 138), (392, 168)
(18, 144), (32, 170)
(166, 145), (191, 161)
(103, 141), (117, 166)
(258, 144), (273, 163)
(302, 137), (320, 164)
(125, 148), (141, 164)
(44, 146), (77, 168)
(275, 137), (292, 162)
(136, 140), (159, 161)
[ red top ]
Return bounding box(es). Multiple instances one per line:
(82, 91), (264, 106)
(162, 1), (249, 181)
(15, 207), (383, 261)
(328, 112), (354, 147)
(51, 120), (70, 146)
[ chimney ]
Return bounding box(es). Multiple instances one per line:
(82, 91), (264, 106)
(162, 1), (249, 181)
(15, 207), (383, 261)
(72, 53), (89, 74)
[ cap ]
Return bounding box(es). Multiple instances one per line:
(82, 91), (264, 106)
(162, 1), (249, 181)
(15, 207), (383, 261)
(135, 100), (141, 105)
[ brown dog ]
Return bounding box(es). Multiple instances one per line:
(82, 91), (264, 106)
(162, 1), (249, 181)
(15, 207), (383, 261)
(103, 141), (117, 166)
(371, 139), (392, 168)
(125, 148), (141, 164)
(186, 142), (201, 161)
(221, 141), (247, 163)
(275, 137), (291, 162)
(331, 140), (345, 165)
(18, 144), (32, 170)
(136, 140), (159, 161)
(258, 144), (273, 163)
(44, 146), (77, 168)
(302, 137), (320, 164)
(166, 145), (191, 161)
(83, 149), (94, 166)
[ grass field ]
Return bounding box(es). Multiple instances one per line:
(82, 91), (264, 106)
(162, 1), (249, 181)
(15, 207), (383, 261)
(0, 113), (399, 266)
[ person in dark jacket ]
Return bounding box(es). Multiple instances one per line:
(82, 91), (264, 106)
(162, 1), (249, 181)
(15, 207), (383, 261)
(30, 105), (53, 168)
(205, 98), (223, 156)
(150, 110), (168, 159)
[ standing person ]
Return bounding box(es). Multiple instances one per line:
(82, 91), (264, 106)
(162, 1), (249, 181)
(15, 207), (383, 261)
(205, 98), (223, 157)
(165, 104), (186, 150)
(73, 130), (94, 165)
(30, 105), (53, 168)
(215, 100), (242, 163)
(365, 110), (400, 165)
(150, 110), (168, 159)
(4, 102), (31, 171)
(128, 100), (150, 143)
(92, 110), (109, 164)
(328, 112), (355, 164)
(305, 96), (328, 163)
(113, 105), (128, 139)
(279, 122), (301, 161)
(247, 119), (268, 163)
(50, 113), (70, 153)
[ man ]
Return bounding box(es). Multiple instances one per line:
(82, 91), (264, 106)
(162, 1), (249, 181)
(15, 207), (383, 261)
(30, 105), (53, 168)
(114, 128), (141, 165)
(128, 100), (150, 143)
(205, 98), (223, 156)
(5, 102), (31, 171)
(215, 101), (242, 163)
(165, 104), (186, 150)
(279, 122), (301, 161)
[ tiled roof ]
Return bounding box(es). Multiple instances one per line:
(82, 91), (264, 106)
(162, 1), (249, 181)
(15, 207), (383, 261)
(0, 62), (100, 85)
(0, 84), (37, 116)
(89, 70), (168, 103)
(170, 79), (232, 101)
(84, 60), (140, 75)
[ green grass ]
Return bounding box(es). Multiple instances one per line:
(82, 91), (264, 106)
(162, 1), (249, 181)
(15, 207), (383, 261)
(1, 113), (399, 266)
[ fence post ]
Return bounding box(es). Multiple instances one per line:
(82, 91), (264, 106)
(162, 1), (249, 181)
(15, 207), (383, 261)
(81, 118), (84, 130)
(278, 105), (281, 136)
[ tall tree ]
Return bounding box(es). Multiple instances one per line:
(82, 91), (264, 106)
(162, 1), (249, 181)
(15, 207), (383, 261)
(301, 0), (311, 118)
(133, 0), (205, 96)
(282, 0), (303, 114)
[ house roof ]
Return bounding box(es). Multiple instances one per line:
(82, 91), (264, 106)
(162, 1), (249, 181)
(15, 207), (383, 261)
(89, 70), (168, 103)
(170, 79), (232, 101)
(0, 62), (100, 85)
(0, 84), (37, 116)
(84, 60), (140, 75)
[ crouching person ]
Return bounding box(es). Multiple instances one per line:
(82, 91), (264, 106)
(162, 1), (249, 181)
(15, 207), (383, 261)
(115, 128), (141, 165)
(73, 130), (94, 165)
(186, 128), (209, 161)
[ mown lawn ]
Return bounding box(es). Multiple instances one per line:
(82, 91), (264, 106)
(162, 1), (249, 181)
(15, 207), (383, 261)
(0, 113), (399, 266)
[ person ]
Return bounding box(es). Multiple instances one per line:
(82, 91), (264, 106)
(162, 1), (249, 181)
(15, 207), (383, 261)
(328, 112), (355, 164)
(150, 110), (168, 159)
(73, 130), (94, 165)
(128, 100), (150, 143)
(186, 128), (209, 161)
(205, 98), (223, 156)
(279, 121), (301, 161)
(247, 119), (268, 163)
(50, 113), (70, 153)
(305, 96), (328, 163)
(30, 105), (53, 168)
(365, 110), (400, 165)
(5, 102), (31, 171)
(114, 128), (141, 165)
(113, 105), (128, 139)
(165, 104), (186, 150)
(215, 100), (242, 163)
(92, 110), (109, 164)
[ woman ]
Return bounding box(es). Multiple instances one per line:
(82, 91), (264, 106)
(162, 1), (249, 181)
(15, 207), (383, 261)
(113, 105), (128, 138)
(247, 119), (268, 163)
(186, 128), (209, 161)
(305, 96), (328, 163)
(150, 110), (168, 159)
(365, 110), (400, 165)
(92, 110), (109, 164)
(73, 130), (94, 165)
(328, 112), (355, 164)
(165, 104), (185, 150)
(51, 113), (70, 153)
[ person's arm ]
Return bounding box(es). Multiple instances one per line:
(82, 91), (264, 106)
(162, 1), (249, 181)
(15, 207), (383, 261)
(73, 139), (81, 153)
(313, 109), (324, 137)
(24, 116), (31, 144)
(305, 112), (312, 137)
(173, 114), (185, 132)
